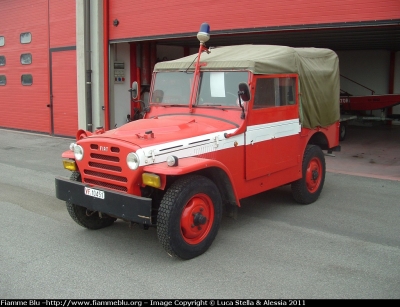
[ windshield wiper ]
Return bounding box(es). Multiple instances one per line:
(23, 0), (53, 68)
(160, 104), (188, 107)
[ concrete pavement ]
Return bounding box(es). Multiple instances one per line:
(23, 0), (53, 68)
(326, 124), (400, 181)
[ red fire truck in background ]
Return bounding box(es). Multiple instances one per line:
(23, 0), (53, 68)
(55, 23), (341, 259)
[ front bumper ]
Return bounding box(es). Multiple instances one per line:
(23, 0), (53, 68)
(55, 177), (153, 225)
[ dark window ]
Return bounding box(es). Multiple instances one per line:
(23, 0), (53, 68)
(0, 75), (6, 85)
(0, 36), (4, 47)
(21, 74), (33, 85)
(253, 77), (296, 109)
(0, 55), (5, 66)
(20, 53), (32, 65)
(20, 32), (32, 44)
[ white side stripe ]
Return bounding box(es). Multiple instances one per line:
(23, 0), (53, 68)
(136, 119), (300, 166)
(245, 119), (301, 145)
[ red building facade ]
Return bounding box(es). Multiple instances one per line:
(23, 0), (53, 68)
(0, 0), (77, 136)
(108, 0), (400, 41)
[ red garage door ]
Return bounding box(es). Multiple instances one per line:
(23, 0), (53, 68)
(51, 49), (78, 137)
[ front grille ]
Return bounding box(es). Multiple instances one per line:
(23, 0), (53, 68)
(89, 161), (122, 172)
(81, 143), (131, 193)
(85, 178), (128, 192)
(90, 153), (120, 162)
(84, 169), (127, 183)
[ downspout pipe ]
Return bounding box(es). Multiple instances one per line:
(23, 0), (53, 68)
(103, 0), (110, 130)
(84, 0), (93, 132)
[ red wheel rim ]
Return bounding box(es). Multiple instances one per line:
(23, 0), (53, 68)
(305, 157), (322, 193)
(180, 193), (214, 245)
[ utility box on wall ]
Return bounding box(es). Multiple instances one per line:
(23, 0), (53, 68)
(114, 61), (125, 83)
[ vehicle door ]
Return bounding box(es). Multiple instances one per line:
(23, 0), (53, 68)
(245, 75), (300, 180)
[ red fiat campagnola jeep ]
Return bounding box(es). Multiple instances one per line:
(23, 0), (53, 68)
(55, 24), (341, 259)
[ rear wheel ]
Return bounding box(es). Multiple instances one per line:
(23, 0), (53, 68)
(66, 172), (116, 230)
(291, 145), (326, 204)
(157, 175), (222, 260)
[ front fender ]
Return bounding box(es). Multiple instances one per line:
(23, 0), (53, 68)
(61, 149), (75, 159)
(143, 157), (240, 206)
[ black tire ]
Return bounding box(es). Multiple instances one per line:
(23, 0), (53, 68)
(157, 175), (222, 260)
(291, 145), (326, 204)
(66, 171), (116, 230)
(339, 122), (346, 141)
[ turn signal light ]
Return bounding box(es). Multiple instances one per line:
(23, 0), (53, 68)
(142, 173), (161, 189)
(62, 160), (77, 171)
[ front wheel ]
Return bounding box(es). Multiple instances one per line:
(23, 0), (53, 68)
(157, 175), (222, 260)
(66, 172), (116, 230)
(291, 145), (326, 204)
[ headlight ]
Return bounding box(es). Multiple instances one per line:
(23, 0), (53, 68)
(73, 145), (84, 161)
(69, 142), (76, 151)
(127, 152), (140, 170)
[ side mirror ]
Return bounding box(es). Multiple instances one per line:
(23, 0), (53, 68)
(238, 83), (251, 102)
(130, 81), (138, 100)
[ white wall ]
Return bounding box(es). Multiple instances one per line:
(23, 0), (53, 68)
(337, 50), (390, 96)
(76, 0), (105, 131)
(110, 43), (131, 128)
(90, 1), (105, 130)
(76, 1), (86, 130)
(336, 50), (400, 116)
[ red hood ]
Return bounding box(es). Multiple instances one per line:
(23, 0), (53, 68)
(89, 115), (238, 147)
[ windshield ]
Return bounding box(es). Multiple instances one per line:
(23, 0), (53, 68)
(198, 71), (248, 106)
(150, 71), (248, 107)
(151, 72), (191, 105)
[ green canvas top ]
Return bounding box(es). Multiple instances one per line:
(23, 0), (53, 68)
(154, 45), (340, 128)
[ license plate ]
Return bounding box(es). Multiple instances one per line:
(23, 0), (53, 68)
(84, 187), (105, 199)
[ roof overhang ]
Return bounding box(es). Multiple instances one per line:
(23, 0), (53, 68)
(110, 19), (400, 52)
